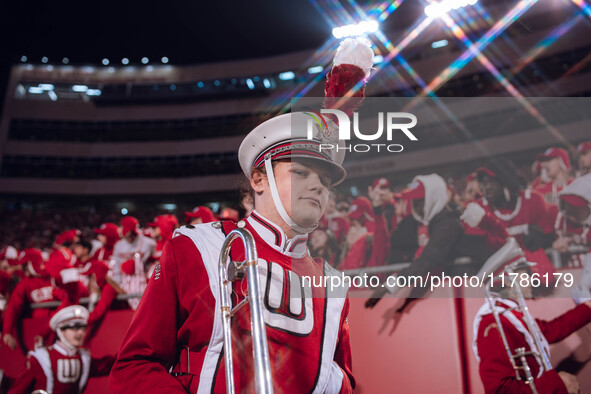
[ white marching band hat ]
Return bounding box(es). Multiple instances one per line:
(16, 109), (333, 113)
(49, 305), (89, 331)
(238, 112), (347, 187)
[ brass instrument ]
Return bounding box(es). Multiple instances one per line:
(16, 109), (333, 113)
(480, 238), (552, 394)
(218, 228), (273, 394)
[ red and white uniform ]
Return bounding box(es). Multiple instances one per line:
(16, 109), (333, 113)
(475, 189), (556, 276)
(533, 180), (572, 206)
(551, 210), (590, 268)
(339, 213), (389, 270)
(2, 276), (61, 337)
(112, 234), (156, 309)
(473, 298), (591, 394)
(110, 211), (354, 393)
(8, 341), (113, 394)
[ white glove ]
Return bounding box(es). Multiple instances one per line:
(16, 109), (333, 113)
(461, 202), (486, 228)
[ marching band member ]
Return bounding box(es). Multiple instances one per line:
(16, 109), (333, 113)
(109, 37), (374, 393)
(8, 305), (114, 393)
(473, 263), (591, 394)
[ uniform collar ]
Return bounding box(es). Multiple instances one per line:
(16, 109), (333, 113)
(247, 211), (308, 258)
(54, 340), (78, 356)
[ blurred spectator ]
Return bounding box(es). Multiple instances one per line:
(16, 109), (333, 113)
(92, 223), (119, 261)
(475, 158), (557, 281)
(183, 206), (216, 225)
(308, 218), (341, 267)
(366, 174), (464, 308)
(576, 141), (591, 177)
(534, 147), (573, 205)
(461, 172), (482, 205)
(219, 207), (239, 222)
(550, 173), (591, 269)
(338, 196), (389, 271)
(2, 249), (61, 351)
(112, 216), (156, 310)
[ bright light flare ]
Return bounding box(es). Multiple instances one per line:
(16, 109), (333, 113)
(332, 20), (379, 39)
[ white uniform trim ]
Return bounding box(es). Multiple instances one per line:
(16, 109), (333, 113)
(78, 348), (91, 391)
(313, 263), (349, 393)
(494, 196), (523, 222)
(29, 347), (54, 394)
(173, 224), (226, 394)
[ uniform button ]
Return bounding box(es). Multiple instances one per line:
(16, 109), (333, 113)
(212, 221), (222, 229)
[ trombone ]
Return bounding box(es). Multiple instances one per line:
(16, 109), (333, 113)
(218, 227), (273, 394)
(480, 238), (552, 394)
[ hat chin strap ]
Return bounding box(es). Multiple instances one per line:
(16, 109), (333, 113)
(264, 158), (317, 235)
(56, 329), (78, 353)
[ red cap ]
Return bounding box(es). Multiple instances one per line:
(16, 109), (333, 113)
(398, 180), (426, 200)
(94, 223), (120, 244)
(560, 194), (589, 207)
(577, 141), (591, 154)
(475, 167), (497, 180)
(55, 229), (80, 245)
(184, 206), (216, 223)
(148, 215), (179, 239)
(536, 147), (571, 170)
(0, 245), (19, 265)
(348, 197), (374, 221)
(121, 216), (140, 236)
(465, 172), (477, 184)
(372, 177), (390, 189)
(18, 248), (45, 276)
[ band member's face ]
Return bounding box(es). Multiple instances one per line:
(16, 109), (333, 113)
(579, 151), (591, 170)
(479, 175), (504, 206)
(412, 198), (425, 218)
(73, 245), (88, 259)
(274, 159), (331, 229)
(97, 234), (107, 246)
(124, 231), (138, 242)
(463, 179), (481, 202)
(541, 157), (562, 179)
(61, 324), (87, 348)
(564, 202), (591, 225)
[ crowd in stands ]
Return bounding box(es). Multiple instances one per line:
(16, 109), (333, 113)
(1, 142), (590, 356)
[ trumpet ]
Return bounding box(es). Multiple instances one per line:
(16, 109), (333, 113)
(481, 238), (552, 394)
(218, 227), (273, 394)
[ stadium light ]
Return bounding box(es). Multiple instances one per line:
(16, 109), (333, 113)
(38, 84), (54, 90)
(20, 56), (27, 62)
(263, 78), (271, 88)
(424, 0), (478, 18)
(373, 55), (384, 64)
(246, 78), (255, 89)
(307, 66), (324, 74)
(279, 71), (295, 80)
(72, 85), (88, 92)
(102, 58), (110, 65)
(48, 90), (58, 101)
(332, 20), (379, 39)
(141, 57), (149, 64)
(122, 58), (129, 65)
(431, 39), (449, 48)
(62, 57), (69, 64)
(28, 87), (44, 94)
(41, 57), (49, 63)
(86, 89), (102, 96)
(161, 56), (169, 64)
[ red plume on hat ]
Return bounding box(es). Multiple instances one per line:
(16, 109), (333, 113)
(324, 38), (373, 118)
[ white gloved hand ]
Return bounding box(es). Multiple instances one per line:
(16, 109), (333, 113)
(461, 202), (486, 228)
